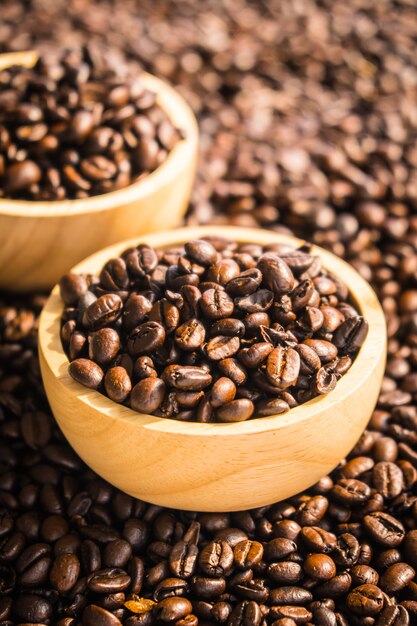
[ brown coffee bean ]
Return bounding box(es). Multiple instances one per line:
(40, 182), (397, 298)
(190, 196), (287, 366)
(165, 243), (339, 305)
(83, 294), (123, 330)
(69, 359), (104, 389)
(127, 321), (166, 356)
(303, 554), (336, 581)
(175, 319), (206, 350)
(131, 378), (165, 413)
(82, 604), (122, 626)
(201, 289), (234, 319)
(60, 273), (88, 306)
(4, 160), (42, 192)
(346, 584), (384, 616)
(89, 328), (120, 365)
(266, 347), (300, 389)
(363, 512), (405, 547)
(380, 562), (415, 594)
(210, 377), (236, 407)
(372, 462), (404, 499)
(270, 586), (312, 605)
(88, 568), (131, 593)
(216, 399), (254, 422)
(268, 562), (303, 585)
(233, 540), (264, 569)
(50, 553), (80, 592)
(162, 365), (212, 391)
(206, 335), (240, 360)
(104, 367), (132, 403)
(199, 540), (234, 577)
(258, 253), (295, 296)
(185, 240), (218, 267)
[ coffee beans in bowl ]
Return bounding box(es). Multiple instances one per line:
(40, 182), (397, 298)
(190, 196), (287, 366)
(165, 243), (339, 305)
(0, 48), (183, 200)
(60, 236), (368, 422)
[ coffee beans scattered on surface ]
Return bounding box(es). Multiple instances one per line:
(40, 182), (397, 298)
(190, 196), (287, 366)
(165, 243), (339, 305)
(60, 238), (368, 421)
(1, 0), (417, 623)
(1, 290), (417, 626)
(0, 49), (182, 200)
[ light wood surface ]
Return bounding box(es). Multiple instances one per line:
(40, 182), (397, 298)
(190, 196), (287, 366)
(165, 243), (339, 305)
(39, 226), (387, 512)
(0, 51), (198, 292)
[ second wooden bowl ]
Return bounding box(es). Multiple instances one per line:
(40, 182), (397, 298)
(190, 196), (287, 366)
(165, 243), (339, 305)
(0, 51), (198, 292)
(39, 226), (386, 512)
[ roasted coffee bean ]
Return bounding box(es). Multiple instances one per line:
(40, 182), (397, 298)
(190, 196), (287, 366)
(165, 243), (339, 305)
(372, 462), (404, 499)
(104, 367), (132, 403)
(154, 577), (189, 601)
(82, 604), (122, 626)
(269, 606), (312, 624)
(162, 366), (212, 391)
(268, 562), (303, 585)
(234, 540), (264, 569)
(60, 274), (88, 306)
(257, 254), (295, 296)
(228, 600), (262, 626)
(226, 269), (263, 296)
(199, 540), (234, 577)
(185, 241), (218, 267)
(333, 317), (369, 355)
(363, 512), (405, 547)
(127, 322), (166, 356)
(300, 526), (336, 553)
(156, 597), (193, 621)
(270, 587), (312, 605)
(265, 538), (297, 562)
(89, 328), (120, 365)
(175, 319), (206, 351)
(216, 398), (254, 422)
(200, 289), (234, 320)
(265, 347), (300, 389)
(205, 336), (240, 361)
(303, 554), (336, 581)
(169, 541), (198, 578)
(83, 295), (123, 330)
(191, 575), (226, 598)
(346, 584), (384, 616)
(69, 358), (104, 389)
(50, 553), (80, 592)
(210, 377), (236, 407)
(13, 593), (53, 623)
(380, 562), (415, 594)
(130, 378), (165, 413)
(88, 568), (131, 593)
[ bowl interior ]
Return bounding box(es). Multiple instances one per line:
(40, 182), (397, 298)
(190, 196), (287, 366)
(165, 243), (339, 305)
(39, 225), (387, 436)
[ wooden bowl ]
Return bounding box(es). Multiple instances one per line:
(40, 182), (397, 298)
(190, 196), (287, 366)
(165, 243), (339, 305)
(39, 226), (386, 512)
(0, 51), (198, 292)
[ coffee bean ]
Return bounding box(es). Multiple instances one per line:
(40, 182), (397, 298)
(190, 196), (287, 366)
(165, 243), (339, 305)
(13, 594), (53, 623)
(333, 317), (369, 354)
(373, 462), (404, 499)
(266, 347), (300, 389)
(269, 606), (312, 624)
(201, 289), (234, 320)
(82, 604), (122, 626)
(191, 575), (226, 598)
(257, 254), (295, 296)
(60, 273), (88, 306)
(303, 554), (336, 581)
(175, 319), (206, 350)
(169, 541), (198, 578)
(69, 358), (104, 389)
(127, 321), (166, 356)
(380, 562), (415, 594)
(205, 335), (240, 360)
(104, 367), (132, 403)
(233, 540), (264, 569)
(131, 378), (165, 413)
(162, 365), (212, 391)
(89, 328), (120, 365)
(82, 295), (123, 330)
(228, 600), (262, 626)
(270, 587), (312, 605)
(50, 553), (80, 592)
(268, 562), (303, 585)
(346, 584), (384, 616)
(363, 512), (405, 547)
(210, 377), (236, 407)
(226, 269), (263, 296)
(216, 398), (254, 422)
(88, 568), (131, 593)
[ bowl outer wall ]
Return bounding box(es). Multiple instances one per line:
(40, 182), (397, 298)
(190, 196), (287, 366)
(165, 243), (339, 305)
(39, 226), (387, 511)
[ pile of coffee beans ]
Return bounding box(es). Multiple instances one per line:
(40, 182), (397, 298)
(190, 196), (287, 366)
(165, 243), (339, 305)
(1, 292), (417, 626)
(0, 49), (181, 200)
(0, 0), (417, 623)
(60, 238), (367, 421)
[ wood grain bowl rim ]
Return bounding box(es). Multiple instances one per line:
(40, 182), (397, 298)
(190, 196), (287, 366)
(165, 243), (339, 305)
(39, 226), (387, 437)
(0, 51), (198, 217)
